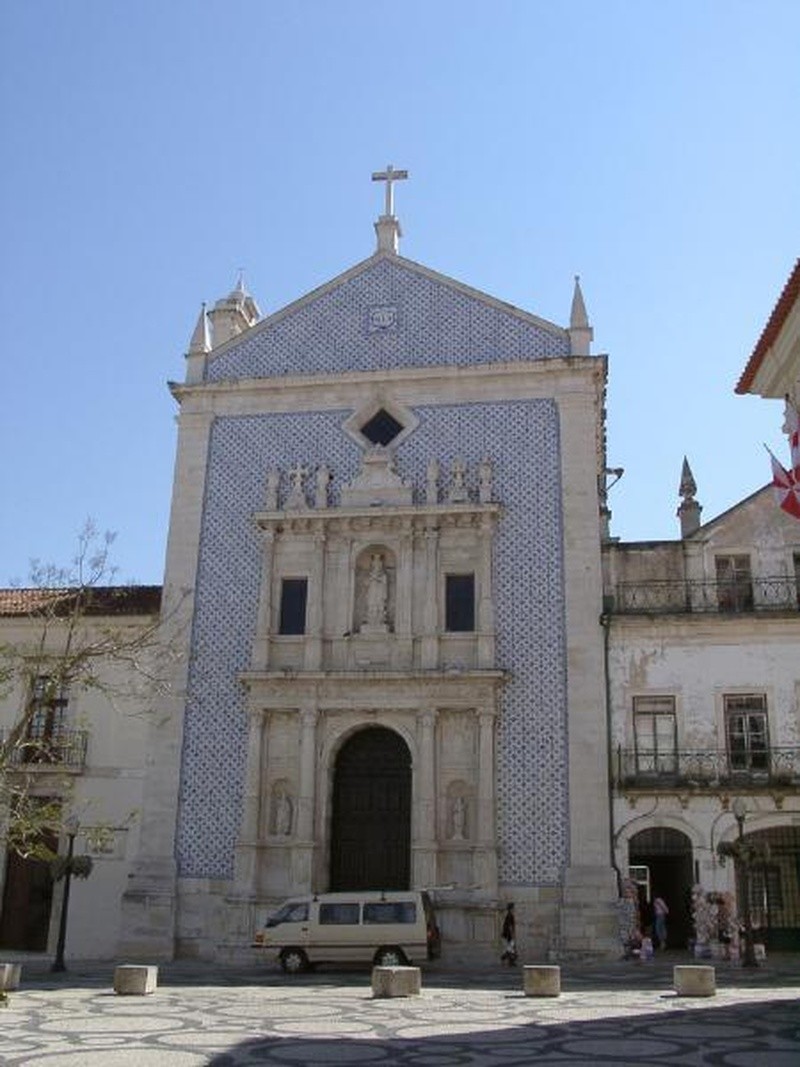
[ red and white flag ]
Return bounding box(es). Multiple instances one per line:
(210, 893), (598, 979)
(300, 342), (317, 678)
(769, 448), (800, 521)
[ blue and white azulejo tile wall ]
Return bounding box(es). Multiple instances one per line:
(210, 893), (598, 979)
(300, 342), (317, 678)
(175, 398), (568, 887)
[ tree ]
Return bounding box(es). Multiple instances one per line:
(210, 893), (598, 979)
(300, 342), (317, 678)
(0, 521), (177, 860)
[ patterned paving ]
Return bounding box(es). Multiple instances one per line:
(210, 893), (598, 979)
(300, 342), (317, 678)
(2, 962), (798, 1066)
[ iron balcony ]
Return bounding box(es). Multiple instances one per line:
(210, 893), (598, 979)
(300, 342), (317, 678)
(609, 576), (800, 615)
(615, 745), (800, 791)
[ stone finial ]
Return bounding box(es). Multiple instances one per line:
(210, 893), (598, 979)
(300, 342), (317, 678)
(568, 276), (594, 356)
(677, 456), (702, 537)
(188, 303), (210, 355)
(185, 303), (211, 384)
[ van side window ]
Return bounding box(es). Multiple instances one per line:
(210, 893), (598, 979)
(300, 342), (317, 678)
(267, 901), (308, 926)
(319, 902), (360, 925)
(363, 901), (417, 924)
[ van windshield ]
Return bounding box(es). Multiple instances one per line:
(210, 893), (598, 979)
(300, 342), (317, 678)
(266, 901), (309, 927)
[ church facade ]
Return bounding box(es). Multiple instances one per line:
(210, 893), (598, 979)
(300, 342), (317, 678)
(119, 190), (618, 961)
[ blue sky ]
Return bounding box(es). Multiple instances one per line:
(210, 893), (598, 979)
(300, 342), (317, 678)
(1, 1), (798, 584)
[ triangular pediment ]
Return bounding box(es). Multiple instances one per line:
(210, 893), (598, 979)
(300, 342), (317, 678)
(205, 251), (570, 383)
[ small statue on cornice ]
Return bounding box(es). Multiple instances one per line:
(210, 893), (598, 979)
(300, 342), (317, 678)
(478, 456), (493, 503)
(447, 457), (469, 503)
(315, 465), (331, 509)
(426, 459), (439, 505)
(265, 467), (280, 510)
(286, 464), (309, 510)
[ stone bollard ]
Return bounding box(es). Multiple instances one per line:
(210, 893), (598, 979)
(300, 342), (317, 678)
(371, 965), (422, 998)
(0, 964), (22, 991)
(523, 965), (561, 997)
(114, 964), (158, 995)
(674, 965), (715, 997)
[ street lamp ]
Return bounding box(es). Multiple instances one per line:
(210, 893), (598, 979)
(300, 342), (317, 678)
(51, 814), (80, 973)
(731, 798), (758, 969)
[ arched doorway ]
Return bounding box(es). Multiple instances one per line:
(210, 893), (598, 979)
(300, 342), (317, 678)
(629, 827), (693, 949)
(330, 726), (411, 891)
(738, 825), (800, 951)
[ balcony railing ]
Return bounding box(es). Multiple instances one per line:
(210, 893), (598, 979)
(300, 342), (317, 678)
(615, 746), (800, 791)
(0, 729), (89, 770)
(610, 576), (800, 615)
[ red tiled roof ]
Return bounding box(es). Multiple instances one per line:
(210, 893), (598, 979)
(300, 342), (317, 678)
(736, 258), (800, 394)
(0, 585), (162, 618)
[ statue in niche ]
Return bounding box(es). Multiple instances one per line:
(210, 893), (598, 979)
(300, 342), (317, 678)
(265, 468), (280, 510)
(448, 457), (469, 503)
(426, 459), (439, 505)
(273, 788), (293, 836)
(314, 464), (330, 509)
(478, 456), (493, 503)
(450, 795), (467, 841)
(365, 553), (388, 628)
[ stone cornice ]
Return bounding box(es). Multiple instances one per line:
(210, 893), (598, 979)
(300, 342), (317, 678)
(168, 355), (607, 413)
(239, 668), (508, 707)
(253, 501), (502, 534)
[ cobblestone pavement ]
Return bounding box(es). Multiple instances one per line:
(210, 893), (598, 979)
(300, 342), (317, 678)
(1, 955), (798, 1066)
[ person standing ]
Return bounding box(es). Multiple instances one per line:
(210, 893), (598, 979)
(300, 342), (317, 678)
(653, 895), (669, 950)
(500, 903), (517, 966)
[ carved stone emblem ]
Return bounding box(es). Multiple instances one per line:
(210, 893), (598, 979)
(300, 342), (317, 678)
(367, 305), (398, 332)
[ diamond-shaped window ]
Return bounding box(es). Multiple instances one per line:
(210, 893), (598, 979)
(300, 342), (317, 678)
(360, 408), (404, 446)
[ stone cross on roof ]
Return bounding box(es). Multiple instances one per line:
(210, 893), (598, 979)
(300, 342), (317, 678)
(371, 164), (408, 218)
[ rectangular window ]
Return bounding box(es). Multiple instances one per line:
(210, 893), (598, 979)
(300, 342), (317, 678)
(725, 693), (769, 773)
(278, 578), (308, 635)
(363, 901), (417, 924)
(633, 696), (677, 774)
(23, 676), (68, 763)
(715, 554), (753, 612)
(319, 902), (360, 925)
(445, 574), (475, 632)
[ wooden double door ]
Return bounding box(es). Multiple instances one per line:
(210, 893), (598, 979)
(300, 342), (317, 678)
(329, 726), (411, 891)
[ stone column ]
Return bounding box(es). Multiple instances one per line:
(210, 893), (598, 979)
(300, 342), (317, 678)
(474, 708), (498, 897)
(412, 710), (438, 889)
(420, 525), (439, 669)
(305, 531), (326, 670)
(233, 708), (266, 894)
(291, 707), (318, 891)
(477, 514), (496, 667)
(396, 523), (414, 666)
(251, 530), (275, 670)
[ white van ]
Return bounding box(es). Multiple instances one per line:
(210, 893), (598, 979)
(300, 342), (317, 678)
(252, 890), (441, 973)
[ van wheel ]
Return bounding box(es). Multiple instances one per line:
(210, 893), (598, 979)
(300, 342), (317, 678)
(374, 946), (407, 967)
(280, 947), (309, 974)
